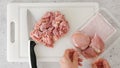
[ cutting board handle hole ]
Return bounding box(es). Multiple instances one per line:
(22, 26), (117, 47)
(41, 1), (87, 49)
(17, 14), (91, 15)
(10, 21), (15, 43)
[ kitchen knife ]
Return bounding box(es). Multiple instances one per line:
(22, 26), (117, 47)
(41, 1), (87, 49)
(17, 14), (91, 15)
(27, 9), (37, 68)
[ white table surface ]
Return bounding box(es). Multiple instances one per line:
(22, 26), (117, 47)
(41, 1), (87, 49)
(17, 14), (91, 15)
(0, 0), (120, 68)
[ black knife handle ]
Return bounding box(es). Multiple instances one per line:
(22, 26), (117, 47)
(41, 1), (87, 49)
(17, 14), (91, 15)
(30, 41), (37, 68)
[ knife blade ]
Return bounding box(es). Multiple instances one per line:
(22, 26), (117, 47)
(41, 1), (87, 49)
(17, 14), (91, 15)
(27, 9), (37, 68)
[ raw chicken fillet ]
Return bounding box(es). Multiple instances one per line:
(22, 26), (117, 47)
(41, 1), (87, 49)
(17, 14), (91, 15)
(72, 31), (104, 58)
(30, 11), (69, 47)
(72, 31), (90, 50)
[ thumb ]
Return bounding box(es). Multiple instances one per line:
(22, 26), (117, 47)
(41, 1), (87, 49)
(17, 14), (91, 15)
(73, 52), (79, 65)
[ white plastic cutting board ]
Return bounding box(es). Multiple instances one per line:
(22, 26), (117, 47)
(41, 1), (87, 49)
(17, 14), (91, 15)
(7, 2), (99, 62)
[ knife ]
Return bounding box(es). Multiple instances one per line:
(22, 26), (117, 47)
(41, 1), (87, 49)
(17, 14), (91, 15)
(27, 9), (37, 68)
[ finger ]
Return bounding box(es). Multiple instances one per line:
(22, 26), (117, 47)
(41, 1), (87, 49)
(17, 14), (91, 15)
(65, 48), (74, 52)
(64, 49), (70, 58)
(68, 49), (75, 61)
(78, 62), (82, 66)
(92, 63), (98, 68)
(78, 58), (83, 62)
(73, 51), (79, 64)
(64, 49), (74, 59)
(78, 58), (83, 66)
(98, 58), (104, 62)
(103, 59), (110, 68)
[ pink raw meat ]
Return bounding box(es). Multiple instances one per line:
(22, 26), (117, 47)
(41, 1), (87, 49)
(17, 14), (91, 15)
(72, 31), (90, 50)
(81, 34), (104, 59)
(72, 32), (105, 59)
(80, 13), (116, 41)
(81, 47), (98, 58)
(30, 11), (69, 47)
(90, 34), (104, 54)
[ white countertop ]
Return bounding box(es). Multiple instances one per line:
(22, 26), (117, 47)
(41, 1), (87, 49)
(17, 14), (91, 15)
(0, 0), (120, 68)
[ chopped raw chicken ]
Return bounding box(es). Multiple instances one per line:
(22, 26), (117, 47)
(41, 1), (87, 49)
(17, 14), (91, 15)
(30, 11), (69, 47)
(72, 32), (105, 59)
(72, 31), (90, 50)
(92, 58), (110, 68)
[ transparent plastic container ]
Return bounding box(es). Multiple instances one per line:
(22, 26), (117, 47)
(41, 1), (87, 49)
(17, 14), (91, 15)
(98, 8), (120, 55)
(76, 8), (120, 68)
(78, 8), (120, 52)
(98, 8), (120, 68)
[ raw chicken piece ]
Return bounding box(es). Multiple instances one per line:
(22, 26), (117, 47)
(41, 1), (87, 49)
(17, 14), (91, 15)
(81, 47), (98, 58)
(90, 34), (104, 54)
(72, 31), (90, 50)
(72, 31), (105, 59)
(30, 11), (69, 47)
(30, 29), (42, 42)
(92, 58), (110, 68)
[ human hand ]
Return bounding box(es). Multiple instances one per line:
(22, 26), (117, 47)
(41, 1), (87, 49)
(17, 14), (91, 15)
(92, 58), (110, 68)
(60, 49), (82, 68)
